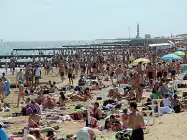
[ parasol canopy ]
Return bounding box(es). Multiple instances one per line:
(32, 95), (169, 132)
(161, 54), (182, 61)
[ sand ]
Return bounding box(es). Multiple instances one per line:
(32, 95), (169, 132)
(1, 69), (187, 140)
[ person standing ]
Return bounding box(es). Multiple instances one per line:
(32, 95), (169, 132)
(16, 81), (25, 107)
(128, 102), (144, 140)
(59, 62), (65, 82)
(34, 65), (41, 87)
(0, 78), (5, 102)
(115, 65), (123, 87)
(17, 69), (24, 84)
(67, 65), (74, 85)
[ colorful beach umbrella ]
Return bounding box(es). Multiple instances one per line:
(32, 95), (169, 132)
(132, 58), (150, 64)
(161, 54), (182, 61)
(174, 51), (185, 56)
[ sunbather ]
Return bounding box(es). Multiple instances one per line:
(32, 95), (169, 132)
(43, 97), (55, 110)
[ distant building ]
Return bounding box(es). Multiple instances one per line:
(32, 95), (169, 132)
(145, 34), (151, 39)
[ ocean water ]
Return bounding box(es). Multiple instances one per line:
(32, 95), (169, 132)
(0, 40), (121, 55)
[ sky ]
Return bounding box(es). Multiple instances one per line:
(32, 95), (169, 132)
(0, 0), (187, 41)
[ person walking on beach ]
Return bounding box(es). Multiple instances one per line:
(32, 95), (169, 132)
(17, 69), (24, 84)
(34, 65), (41, 87)
(115, 65), (123, 87)
(128, 102), (144, 140)
(67, 65), (73, 85)
(0, 78), (5, 102)
(16, 80), (25, 107)
(59, 61), (65, 82)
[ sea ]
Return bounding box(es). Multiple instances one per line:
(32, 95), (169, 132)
(0, 40), (124, 74)
(0, 40), (124, 55)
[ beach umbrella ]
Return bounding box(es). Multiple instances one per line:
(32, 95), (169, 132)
(161, 54), (182, 61)
(132, 58), (150, 64)
(174, 51), (185, 56)
(177, 48), (186, 51)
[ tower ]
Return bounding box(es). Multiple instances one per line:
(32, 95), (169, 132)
(136, 23), (139, 38)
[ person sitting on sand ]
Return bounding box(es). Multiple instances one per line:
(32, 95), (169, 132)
(59, 91), (68, 106)
(76, 127), (96, 140)
(91, 102), (102, 120)
(71, 88), (88, 102)
(122, 108), (129, 129)
(110, 115), (122, 131)
(107, 88), (121, 100)
(78, 75), (86, 86)
(172, 94), (181, 113)
(35, 92), (45, 105)
(43, 97), (55, 110)
(103, 118), (112, 130)
(26, 100), (41, 115)
(28, 109), (41, 128)
(48, 85), (55, 93)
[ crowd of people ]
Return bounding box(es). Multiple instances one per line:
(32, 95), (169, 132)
(1, 42), (187, 140)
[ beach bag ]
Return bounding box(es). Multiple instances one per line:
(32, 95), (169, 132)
(115, 130), (131, 140)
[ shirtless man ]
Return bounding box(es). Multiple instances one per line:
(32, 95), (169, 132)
(0, 78), (5, 102)
(146, 63), (154, 88)
(128, 102), (144, 140)
(16, 81), (25, 107)
(92, 102), (102, 120)
(17, 69), (24, 84)
(137, 72), (144, 102)
(59, 62), (65, 82)
(75, 61), (80, 75)
(162, 62), (168, 80)
(156, 63), (162, 81)
(115, 65), (123, 87)
(67, 65), (74, 85)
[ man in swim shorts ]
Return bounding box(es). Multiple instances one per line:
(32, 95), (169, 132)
(115, 65), (123, 87)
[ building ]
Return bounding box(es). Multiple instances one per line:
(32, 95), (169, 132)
(145, 34), (151, 39)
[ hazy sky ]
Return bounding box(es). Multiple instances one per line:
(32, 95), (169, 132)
(0, 0), (187, 41)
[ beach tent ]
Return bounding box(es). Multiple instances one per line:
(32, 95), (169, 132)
(161, 54), (182, 61)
